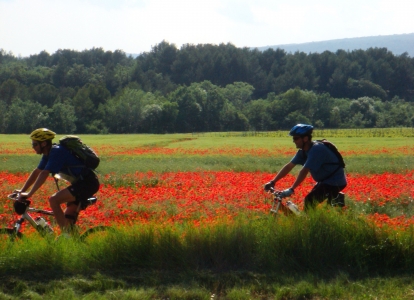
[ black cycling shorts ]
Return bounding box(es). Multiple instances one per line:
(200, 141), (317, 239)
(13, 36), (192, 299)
(67, 172), (100, 209)
(304, 182), (346, 211)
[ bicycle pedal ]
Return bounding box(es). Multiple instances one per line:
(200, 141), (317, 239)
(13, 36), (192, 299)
(331, 192), (345, 207)
(87, 197), (97, 205)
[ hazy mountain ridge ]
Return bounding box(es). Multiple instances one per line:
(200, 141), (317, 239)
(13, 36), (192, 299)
(256, 33), (414, 57)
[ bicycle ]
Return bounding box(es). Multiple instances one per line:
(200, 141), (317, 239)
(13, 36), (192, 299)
(0, 193), (113, 242)
(266, 187), (346, 216)
(266, 187), (301, 216)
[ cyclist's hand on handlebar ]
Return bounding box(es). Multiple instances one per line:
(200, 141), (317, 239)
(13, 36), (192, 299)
(8, 190), (22, 199)
(11, 189), (22, 196)
(16, 192), (29, 201)
(280, 188), (294, 198)
(264, 181), (275, 191)
(8, 193), (18, 199)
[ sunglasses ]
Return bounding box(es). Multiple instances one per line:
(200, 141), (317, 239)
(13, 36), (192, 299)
(292, 136), (302, 141)
(31, 142), (39, 147)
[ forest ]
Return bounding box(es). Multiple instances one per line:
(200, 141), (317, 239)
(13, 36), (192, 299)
(0, 41), (413, 134)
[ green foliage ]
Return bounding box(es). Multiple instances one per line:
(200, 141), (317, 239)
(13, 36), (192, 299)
(4, 98), (48, 133)
(46, 99), (77, 133)
(104, 88), (145, 133)
(243, 99), (273, 130)
(1, 44), (414, 133)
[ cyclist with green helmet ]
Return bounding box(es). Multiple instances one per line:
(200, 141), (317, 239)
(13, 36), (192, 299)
(264, 124), (347, 211)
(14, 128), (100, 231)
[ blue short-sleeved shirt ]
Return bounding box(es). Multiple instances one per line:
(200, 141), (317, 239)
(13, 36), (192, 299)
(37, 145), (85, 177)
(291, 142), (347, 186)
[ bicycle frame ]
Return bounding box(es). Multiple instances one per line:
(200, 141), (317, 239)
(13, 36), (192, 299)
(267, 187), (346, 215)
(267, 187), (301, 216)
(8, 194), (55, 236)
(270, 190), (283, 214)
(6, 193), (98, 238)
(2, 188), (111, 242)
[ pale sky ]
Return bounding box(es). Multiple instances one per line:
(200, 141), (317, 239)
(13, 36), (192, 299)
(1, 0), (413, 57)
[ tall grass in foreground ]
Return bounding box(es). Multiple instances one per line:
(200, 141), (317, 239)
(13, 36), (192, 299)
(2, 208), (414, 298)
(2, 208), (413, 278)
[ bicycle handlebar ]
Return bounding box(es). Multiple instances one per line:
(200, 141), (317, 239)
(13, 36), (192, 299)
(7, 193), (54, 215)
(266, 186), (301, 215)
(8, 193), (20, 200)
(266, 187), (288, 199)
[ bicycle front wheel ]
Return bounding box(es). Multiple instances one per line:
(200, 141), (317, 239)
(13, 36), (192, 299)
(0, 228), (23, 244)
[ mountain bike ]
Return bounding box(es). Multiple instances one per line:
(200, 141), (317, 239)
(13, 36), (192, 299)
(266, 187), (301, 216)
(0, 193), (113, 243)
(266, 187), (346, 215)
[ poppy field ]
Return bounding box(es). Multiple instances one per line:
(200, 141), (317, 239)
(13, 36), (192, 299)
(0, 130), (414, 299)
(0, 130), (413, 233)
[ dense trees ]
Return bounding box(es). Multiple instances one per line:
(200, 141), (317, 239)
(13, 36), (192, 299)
(0, 43), (413, 134)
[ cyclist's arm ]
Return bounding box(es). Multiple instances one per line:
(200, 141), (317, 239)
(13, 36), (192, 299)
(18, 168), (42, 193)
(25, 169), (50, 198)
(18, 169), (50, 198)
(291, 167), (310, 190)
(270, 162), (296, 184)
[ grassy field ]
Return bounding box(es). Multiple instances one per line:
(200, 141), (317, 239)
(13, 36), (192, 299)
(0, 129), (413, 299)
(1, 130), (413, 174)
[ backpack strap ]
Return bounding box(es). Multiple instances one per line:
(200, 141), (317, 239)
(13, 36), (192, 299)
(301, 141), (314, 160)
(304, 141), (343, 182)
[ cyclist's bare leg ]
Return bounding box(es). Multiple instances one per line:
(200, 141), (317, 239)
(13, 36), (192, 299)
(64, 203), (80, 226)
(49, 188), (76, 230)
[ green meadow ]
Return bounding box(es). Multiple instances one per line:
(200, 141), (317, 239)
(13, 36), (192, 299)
(0, 129), (413, 299)
(1, 128), (413, 175)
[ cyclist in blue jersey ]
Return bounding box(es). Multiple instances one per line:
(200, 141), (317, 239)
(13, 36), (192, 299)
(14, 128), (100, 231)
(264, 124), (347, 211)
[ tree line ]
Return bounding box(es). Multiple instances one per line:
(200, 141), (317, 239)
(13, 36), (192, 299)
(0, 41), (413, 134)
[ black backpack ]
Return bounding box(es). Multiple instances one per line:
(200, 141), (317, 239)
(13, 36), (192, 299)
(314, 139), (345, 168)
(303, 139), (345, 181)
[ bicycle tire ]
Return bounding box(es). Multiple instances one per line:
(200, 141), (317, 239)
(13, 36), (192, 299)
(79, 226), (115, 242)
(0, 228), (23, 242)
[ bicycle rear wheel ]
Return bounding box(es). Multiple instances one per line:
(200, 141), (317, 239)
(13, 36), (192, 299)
(0, 228), (23, 244)
(79, 226), (115, 243)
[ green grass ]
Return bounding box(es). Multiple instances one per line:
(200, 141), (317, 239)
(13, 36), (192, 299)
(0, 130), (414, 299)
(1, 210), (414, 299)
(1, 153), (413, 175)
(1, 128), (413, 149)
(1, 132), (413, 175)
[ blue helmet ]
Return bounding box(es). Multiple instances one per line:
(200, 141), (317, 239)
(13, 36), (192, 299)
(289, 124), (314, 136)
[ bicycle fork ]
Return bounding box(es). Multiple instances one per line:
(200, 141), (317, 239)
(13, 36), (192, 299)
(19, 212), (54, 236)
(270, 198), (282, 214)
(13, 217), (25, 234)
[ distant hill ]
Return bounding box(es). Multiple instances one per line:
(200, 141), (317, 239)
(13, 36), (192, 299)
(256, 33), (414, 57)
